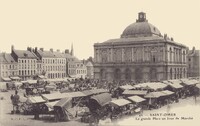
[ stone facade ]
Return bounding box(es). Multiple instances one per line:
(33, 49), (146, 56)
(0, 53), (18, 81)
(187, 47), (200, 77)
(11, 46), (38, 80)
(94, 12), (188, 83)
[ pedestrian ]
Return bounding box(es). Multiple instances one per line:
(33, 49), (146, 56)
(12, 90), (20, 114)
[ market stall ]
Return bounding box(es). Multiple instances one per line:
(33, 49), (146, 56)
(122, 90), (147, 97)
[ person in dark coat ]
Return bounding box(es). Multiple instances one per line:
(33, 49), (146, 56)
(11, 90), (20, 114)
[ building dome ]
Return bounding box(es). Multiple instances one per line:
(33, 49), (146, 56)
(121, 12), (161, 38)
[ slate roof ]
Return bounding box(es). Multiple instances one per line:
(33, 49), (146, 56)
(13, 50), (38, 59)
(0, 53), (16, 63)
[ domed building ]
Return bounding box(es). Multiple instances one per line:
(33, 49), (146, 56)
(93, 12), (188, 83)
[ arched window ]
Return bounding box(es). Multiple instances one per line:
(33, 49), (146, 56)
(150, 68), (157, 81)
(135, 68), (142, 83)
(169, 47), (172, 62)
(100, 69), (106, 80)
(125, 68), (131, 81)
(114, 69), (121, 81)
(174, 68), (176, 79)
(170, 68), (173, 79)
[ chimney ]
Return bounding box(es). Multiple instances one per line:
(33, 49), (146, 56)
(35, 47), (38, 53)
(192, 47), (195, 53)
(65, 49), (69, 54)
(57, 49), (60, 52)
(50, 48), (53, 52)
(40, 48), (44, 51)
(27, 47), (32, 51)
(11, 45), (14, 51)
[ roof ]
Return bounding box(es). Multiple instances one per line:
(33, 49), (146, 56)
(181, 79), (199, 86)
(45, 101), (59, 111)
(127, 96), (146, 103)
(89, 89), (109, 94)
(90, 93), (112, 107)
(27, 96), (46, 104)
(119, 85), (135, 90)
(37, 50), (54, 58)
(144, 92), (165, 98)
(145, 90), (174, 98)
(168, 79), (182, 84)
(122, 90), (147, 96)
(134, 82), (167, 90)
(161, 90), (174, 95)
(82, 90), (94, 96)
(188, 50), (200, 57)
(0, 53), (16, 63)
(2, 77), (11, 81)
(42, 92), (66, 101)
(168, 83), (183, 89)
(62, 91), (86, 98)
(110, 99), (131, 107)
(54, 97), (72, 108)
(13, 50), (38, 59)
(85, 61), (93, 67)
(121, 21), (161, 38)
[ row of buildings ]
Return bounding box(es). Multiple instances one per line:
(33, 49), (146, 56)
(93, 12), (200, 82)
(0, 45), (94, 81)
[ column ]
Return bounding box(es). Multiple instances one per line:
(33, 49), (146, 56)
(131, 47), (134, 62)
(122, 48), (124, 62)
(111, 48), (113, 62)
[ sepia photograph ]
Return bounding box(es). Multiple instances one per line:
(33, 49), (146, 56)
(0, 0), (200, 126)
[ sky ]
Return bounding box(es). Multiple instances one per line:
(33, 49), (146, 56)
(0, 0), (199, 60)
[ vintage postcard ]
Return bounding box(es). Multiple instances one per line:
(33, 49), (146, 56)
(0, 0), (200, 126)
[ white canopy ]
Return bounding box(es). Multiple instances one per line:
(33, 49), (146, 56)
(110, 99), (131, 107)
(27, 96), (46, 104)
(127, 95), (146, 103)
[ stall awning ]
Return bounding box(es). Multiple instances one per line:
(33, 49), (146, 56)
(168, 83), (183, 89)
(161, 90), (174, 96)
(144, 92), (165, 98)
(122, 90), (147, 96)
(110, 99), (131, 107)
(62, 91), (86, 98)
(27, 80), (37, 84)
(90, 93), (111, 107)
(45, 101), (60, 111)
(119, 85), (135, 90)
(38, 75), (46, 79)
(42, 92), (66, 101)
(145, 90), (174, 98)
(127, 96), (146, 103)
(168, 79), (182, 84)
(2, 77), (11, 81)
(134, 82), (167, 90)
(82, 90), (94, 96)
(14, 82), (23, 86)
(89, 89), (109, 94)
(10, 76), (21, 80)
(54, 97), (72, 108)
(27, 96), (46, 104)
(182, 80), (197, 86)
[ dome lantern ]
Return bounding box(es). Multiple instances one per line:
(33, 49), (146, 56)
(136, 12), (148, 22)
